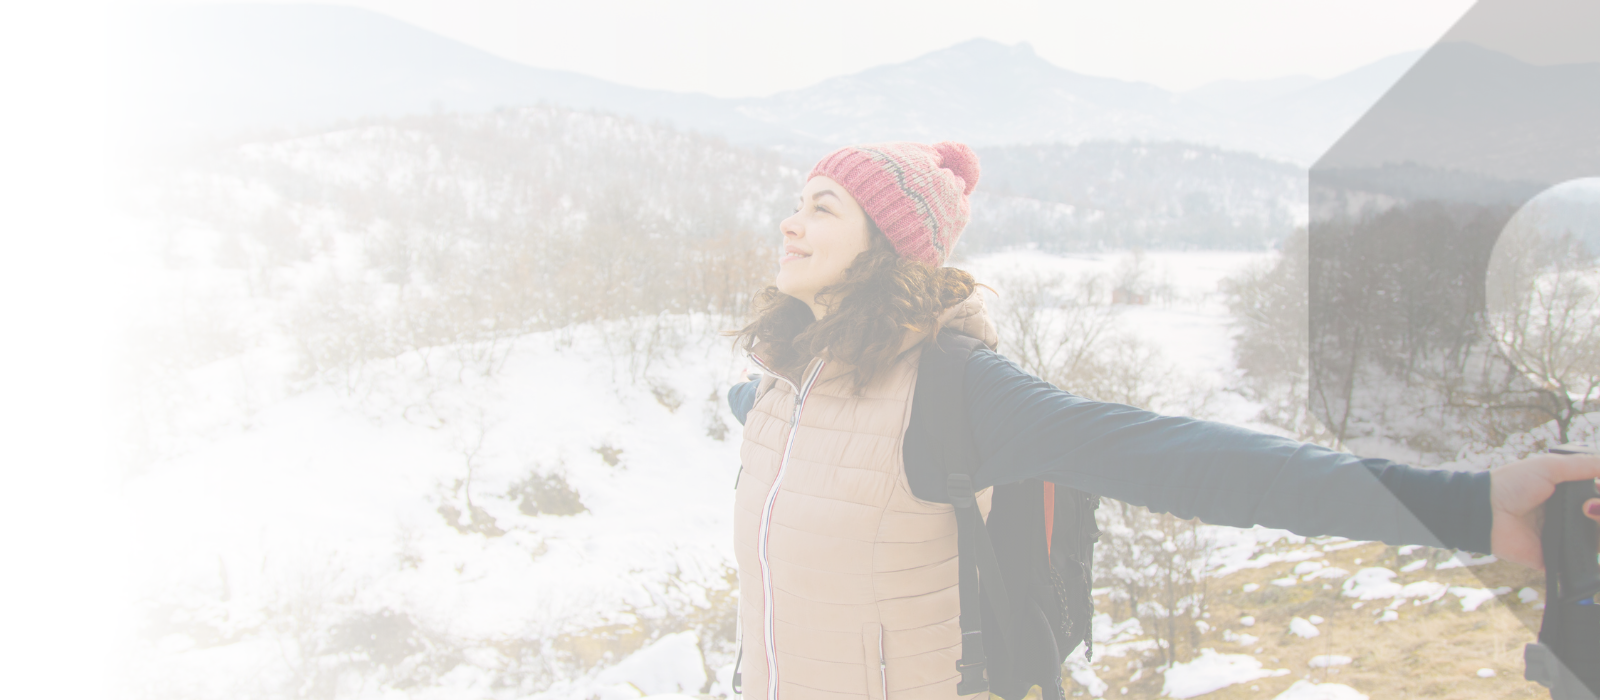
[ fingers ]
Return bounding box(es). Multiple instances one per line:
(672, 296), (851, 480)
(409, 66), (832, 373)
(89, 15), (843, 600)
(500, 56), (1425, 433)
(1587, 497), (1600, 526)
(1539, 453), (1600, 484)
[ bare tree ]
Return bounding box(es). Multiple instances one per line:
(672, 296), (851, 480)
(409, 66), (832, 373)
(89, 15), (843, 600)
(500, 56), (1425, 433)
(1110, 249), (1174, 306)
(1485, 210), (1600, 443)
(989, 269), (1118, 385)
(1222, 229), (1342, 446)
(988, 266), (1213, 415)
(1095, 502), (1215, 668)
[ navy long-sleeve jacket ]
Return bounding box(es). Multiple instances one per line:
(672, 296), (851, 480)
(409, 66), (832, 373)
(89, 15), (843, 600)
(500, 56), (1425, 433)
(727, 349), (1491, 554)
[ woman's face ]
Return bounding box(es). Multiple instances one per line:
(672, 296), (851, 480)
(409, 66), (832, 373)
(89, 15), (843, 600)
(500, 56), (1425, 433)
(775, 176), (873, 318)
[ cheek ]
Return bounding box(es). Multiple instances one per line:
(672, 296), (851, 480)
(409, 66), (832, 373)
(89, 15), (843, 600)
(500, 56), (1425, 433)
(823, 250), (850, 275)
(829, 230), (871, 274)
(813, 252), (855, 287)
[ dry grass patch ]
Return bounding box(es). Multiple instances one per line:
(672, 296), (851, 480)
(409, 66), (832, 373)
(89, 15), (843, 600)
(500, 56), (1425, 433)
(1078, 537), (1548, 699)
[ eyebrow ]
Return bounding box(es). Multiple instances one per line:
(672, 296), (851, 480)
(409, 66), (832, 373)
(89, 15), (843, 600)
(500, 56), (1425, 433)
(795, 189), (842, 208)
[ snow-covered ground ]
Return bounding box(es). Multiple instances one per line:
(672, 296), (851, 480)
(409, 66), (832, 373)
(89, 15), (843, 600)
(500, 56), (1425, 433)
(121, 247), (1555, 699)
(122, 248), (1277, 698)
(125, 315), (756, 698)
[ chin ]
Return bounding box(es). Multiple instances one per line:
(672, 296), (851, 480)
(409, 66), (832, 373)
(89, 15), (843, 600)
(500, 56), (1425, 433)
(773, 280), (810, 306)
(774, 269), (798, 295)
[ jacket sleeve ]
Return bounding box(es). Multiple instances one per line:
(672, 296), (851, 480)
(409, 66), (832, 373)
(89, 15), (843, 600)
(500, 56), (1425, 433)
(728, 376), (760, 426)
(963, 349), (1492, 554)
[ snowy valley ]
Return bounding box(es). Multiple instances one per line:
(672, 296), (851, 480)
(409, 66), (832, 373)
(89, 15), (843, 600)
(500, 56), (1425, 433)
(111, 107), (1589, 700)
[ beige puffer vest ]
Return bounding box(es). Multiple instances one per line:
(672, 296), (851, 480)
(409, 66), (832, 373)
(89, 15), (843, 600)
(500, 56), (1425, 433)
(735, 293), (999, 700)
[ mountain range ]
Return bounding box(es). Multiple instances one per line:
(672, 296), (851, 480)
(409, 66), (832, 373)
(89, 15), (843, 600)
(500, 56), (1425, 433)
(113, 3), (1423, 163)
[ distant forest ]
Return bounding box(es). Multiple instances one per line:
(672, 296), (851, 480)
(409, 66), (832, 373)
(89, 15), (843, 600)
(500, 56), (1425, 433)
(963, 141), (1307, 255)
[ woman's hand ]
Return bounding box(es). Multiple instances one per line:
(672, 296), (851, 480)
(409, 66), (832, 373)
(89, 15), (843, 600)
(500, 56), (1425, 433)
(1490, 452), (1600, 570)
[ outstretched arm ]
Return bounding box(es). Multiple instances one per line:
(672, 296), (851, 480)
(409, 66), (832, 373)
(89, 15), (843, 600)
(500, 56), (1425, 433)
(964, 349), (1600, 565)
(964, 349), (1493, 552)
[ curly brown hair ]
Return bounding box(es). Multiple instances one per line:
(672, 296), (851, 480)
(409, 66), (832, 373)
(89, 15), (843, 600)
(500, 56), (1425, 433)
(728, 224), (978, 393)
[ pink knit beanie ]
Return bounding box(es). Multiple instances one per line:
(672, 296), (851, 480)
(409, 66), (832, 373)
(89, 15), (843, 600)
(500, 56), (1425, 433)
(807, 141), (980, 268)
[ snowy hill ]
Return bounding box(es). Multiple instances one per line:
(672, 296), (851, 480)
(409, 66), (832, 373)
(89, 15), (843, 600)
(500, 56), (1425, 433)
(124, 103), (1307, 256)
(120, 239), (1571, 698)
(114, 104), (1289, 694)
(120, 244), (1273, 698)
(113, 102), (1584, 699)
(127, 316), (751, 698)
(116, 105), (793, 697)
(110, 4), (810, 150)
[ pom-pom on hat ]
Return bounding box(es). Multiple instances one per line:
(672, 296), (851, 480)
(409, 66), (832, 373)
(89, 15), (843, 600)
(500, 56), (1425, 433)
(807, 141), (980, 268)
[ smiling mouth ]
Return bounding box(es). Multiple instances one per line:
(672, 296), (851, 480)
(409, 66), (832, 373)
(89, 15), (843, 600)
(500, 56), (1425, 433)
(782, 251), (811, 263)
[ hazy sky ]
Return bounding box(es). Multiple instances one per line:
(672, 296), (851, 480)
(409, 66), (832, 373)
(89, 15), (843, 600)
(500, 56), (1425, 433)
(171, 0), (1478, 96)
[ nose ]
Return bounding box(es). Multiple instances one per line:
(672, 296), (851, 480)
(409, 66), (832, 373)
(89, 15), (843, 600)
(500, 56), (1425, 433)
(781, 211), (803, 240)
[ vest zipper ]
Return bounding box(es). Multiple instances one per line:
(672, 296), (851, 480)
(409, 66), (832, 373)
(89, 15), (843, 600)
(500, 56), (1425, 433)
(877, 623), (888, 700)
(746, 353), (825, 700)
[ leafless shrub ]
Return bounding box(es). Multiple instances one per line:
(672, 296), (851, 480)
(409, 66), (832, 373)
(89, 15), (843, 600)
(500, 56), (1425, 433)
(596, 313), (691, 385)
(138, 106), (792, 400)
(703, 388), (731, 441)
(990, 269), (1116, 381)
(434, 403), (507, 536)
(1220, 229), (1341, 446)
(1111, 249), (1176, 306)
(283, 272), (396, 390)
(987, 267), (1213, 415)
(1094, 502), (1216, 668)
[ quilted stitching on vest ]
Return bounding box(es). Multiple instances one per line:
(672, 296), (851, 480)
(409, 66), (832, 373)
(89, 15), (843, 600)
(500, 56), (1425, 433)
(736, 293), (998, 700)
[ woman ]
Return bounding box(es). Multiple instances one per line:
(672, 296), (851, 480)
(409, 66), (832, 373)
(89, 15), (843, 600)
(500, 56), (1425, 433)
(725, 141), (1600, 700)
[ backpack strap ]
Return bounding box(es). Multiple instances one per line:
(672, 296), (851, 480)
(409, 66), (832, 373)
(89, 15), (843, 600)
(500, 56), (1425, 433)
(911, 329), (1018, 695)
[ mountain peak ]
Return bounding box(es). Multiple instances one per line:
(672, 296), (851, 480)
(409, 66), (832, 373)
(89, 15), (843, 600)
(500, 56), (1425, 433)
(926, 38), (1042, 63)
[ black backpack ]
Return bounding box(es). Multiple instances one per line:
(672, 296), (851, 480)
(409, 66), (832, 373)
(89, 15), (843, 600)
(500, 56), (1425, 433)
(903, 329), (1101, 700)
